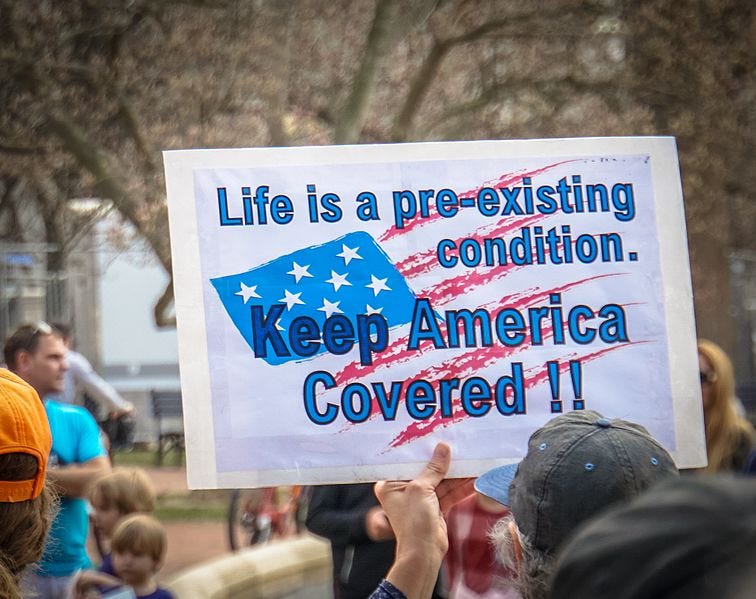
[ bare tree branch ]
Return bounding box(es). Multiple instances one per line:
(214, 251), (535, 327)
(154, 278), (176, 328)
(43, 111), (170, 270)
(0, 141), (46, 155)
(391, 3), (610, 140)
(114, 88), (156, 169)
(334, 0), (400, 144)
(391, 40), (448, 142)
(27, 173), (68, 271)
(43, 109), (178, 325)
(0, 176), (24, 243)
(423, 75), (624, 136)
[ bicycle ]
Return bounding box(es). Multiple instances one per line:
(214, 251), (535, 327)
(227, 485), (309, 551)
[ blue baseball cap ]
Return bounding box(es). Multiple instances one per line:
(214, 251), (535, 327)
(474, 461), (518, 506)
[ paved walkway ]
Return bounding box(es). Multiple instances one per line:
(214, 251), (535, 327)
(161, 521), (229, 579)
(144, 465), (190, 494)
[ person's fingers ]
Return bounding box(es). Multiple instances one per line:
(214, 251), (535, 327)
(374, 443), (451, 505)
(374, 480), (398, 503)
(375, 511), (396, 539)
(414, 442), (451, 489)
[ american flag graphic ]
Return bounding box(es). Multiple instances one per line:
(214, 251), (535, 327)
(211, 231), (417, 366)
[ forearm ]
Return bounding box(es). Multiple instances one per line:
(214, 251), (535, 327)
(71, 356), (131, 413)
(385, 544), (443, 599)
(373, 444), (455, 599)
(74, 569), (121, 597)
(80, 375), (131, 413)
(48, 457), (110, 497)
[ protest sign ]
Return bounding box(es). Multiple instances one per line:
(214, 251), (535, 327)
(164, 137), (705, 489)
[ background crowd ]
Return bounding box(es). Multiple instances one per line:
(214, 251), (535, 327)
(5, 319), (753, 599)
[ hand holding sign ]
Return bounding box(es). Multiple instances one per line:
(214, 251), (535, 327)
(374, 443), (475, 598)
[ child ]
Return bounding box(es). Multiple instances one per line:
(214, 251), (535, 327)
(76, 514), (174, 599)
(89, 468), (155, 574)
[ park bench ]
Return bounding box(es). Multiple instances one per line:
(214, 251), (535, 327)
(150, 390), (185, 466)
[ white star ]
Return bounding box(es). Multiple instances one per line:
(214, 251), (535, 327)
(317, 299), (343, 318)
(366, 275), (391, 296)
(235, 282), (261, 303)
(326, 270), (352, 292)
(287, 262), (313, 283)
(275, 322), (285, 332)
(278, 290), (304, 310)
(365, 304), (383, 315)
(337, 244), (362, 265)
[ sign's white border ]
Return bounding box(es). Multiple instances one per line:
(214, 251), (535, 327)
(164, 137), (703, 489)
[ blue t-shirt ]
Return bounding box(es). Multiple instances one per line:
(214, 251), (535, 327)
(100, 553), (116, 576)
(38, 400), (107, 577)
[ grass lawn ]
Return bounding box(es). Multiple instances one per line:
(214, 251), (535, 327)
(155, 494), (229, 522)
(111, 446), (185, 468)
(111, 447), (229, 522)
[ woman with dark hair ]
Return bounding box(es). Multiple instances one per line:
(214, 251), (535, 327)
(697, 339), (755, 473)
(0, 368), (55, 599)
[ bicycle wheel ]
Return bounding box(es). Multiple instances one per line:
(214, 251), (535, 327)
(227, 488), (265, 551)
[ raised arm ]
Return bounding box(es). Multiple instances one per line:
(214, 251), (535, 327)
(48, 455), (110, 498)
(372, 443), (474, 599)
(69, 352), (134, 415)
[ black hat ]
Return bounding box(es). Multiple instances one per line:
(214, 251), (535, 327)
(548, 475), (756, 599)
(474, 410), (678, 554)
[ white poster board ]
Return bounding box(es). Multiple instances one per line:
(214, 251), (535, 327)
(164, 137), (706, 489)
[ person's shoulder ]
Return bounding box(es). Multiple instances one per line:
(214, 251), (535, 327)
(731, 421), (755, 470)
(732, 419), (755, 453)
(66, 350), (88, 365)
(738, 417), (755, 440)
(46, 399), (95, 420)
(45, 400), (101, 442)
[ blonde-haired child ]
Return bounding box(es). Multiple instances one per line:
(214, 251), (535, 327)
(75, 514), (174, 599)
(110, 514), (173, 598)
(89, 468), (155, 575)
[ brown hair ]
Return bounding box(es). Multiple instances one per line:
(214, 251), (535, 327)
(2, 322), (61, 370)
(111, 514), (166, 563)
(89, 468), (155, 515)
(0, 453), (56, 599)
(698, 339), (755, 472)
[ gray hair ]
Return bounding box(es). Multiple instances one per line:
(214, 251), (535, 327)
(490, 514), (555, 599)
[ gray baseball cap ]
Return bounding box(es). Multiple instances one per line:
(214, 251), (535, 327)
(474, 410), (678, 554)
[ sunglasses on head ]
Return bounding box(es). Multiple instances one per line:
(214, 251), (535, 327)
(32, 321), (53, 336)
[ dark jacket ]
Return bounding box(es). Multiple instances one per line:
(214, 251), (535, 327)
(306, 483), (396, 599)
